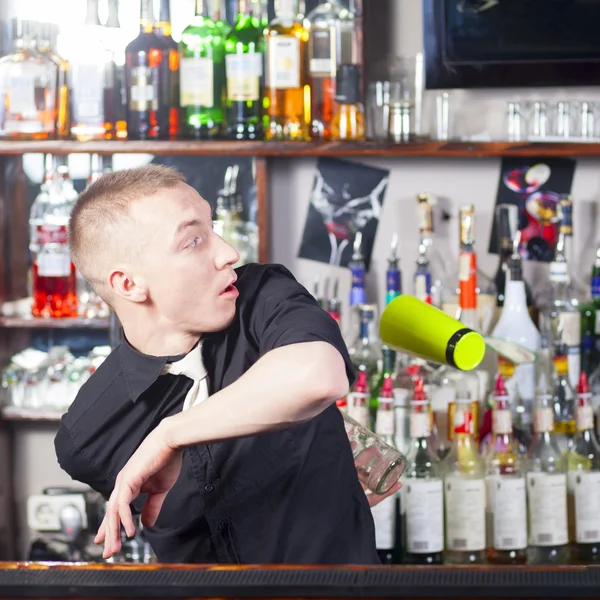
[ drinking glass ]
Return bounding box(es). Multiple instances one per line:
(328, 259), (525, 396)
(342, 411), (407, 494)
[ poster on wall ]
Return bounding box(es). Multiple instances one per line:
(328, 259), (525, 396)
(488, 156), (577, 262)
(297, 157), (389, 270)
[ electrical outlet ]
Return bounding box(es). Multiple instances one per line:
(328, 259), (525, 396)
(27, 494), (87, 532)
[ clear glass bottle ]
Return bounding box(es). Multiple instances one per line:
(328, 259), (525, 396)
(486, 375), (528, 565)
(37, 22), (70, 140)
(154, 0), (181, 139)
(306, 0), (356, 140)
(0, 19), (57, 139)
(179, 0), (225, 139)
(457, 204), (479, 331)
(264, 0), (310, 140)
(526, 383), (569, 564)
(551, 340), (576, 454)
(443, 380), (487, 565)
(428, 365), (456, 460)
(224, 0), (264, 140)
(403, 379), (444, 565)
(567, 371), (600, 563)
(330, 63), (364, 140)
(29, 155), (78, 318)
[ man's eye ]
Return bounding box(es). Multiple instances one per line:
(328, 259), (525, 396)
(188, 237), (200, 248)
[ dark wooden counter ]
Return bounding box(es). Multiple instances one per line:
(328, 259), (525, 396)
(0, 562), (599, 599)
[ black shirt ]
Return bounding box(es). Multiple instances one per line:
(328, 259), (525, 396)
(54, 263), (379, 565)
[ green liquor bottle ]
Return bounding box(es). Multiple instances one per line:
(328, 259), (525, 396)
(179, 0), (226, 138)
(224, 0), (264, 139)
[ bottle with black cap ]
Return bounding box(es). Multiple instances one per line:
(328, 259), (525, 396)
(331, 63), (364, 140)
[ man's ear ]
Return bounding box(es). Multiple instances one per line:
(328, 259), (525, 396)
(108, 267), (148, 303)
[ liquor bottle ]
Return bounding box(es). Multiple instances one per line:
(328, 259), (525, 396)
(443, 380), (487, 564)
(493, 204), (535, 308)
(551, 340), (576, 453)
(346, 231), (366, 342)
(264, 0), (310, 140)
(371, 347), (396, 416)
(527, 383), (569, 564)
(29, 155), (77, 318)
(69, 0), (115, 140)
(212, 0), (233, 38)
(491, 233), (541, 419)
(414, 242), (432, 304)
(567, 371), (600, 563)
(154, 0), (180, 139)
(403, 379), (445, 565)
(580, 244), (600, 376)
(372, 374), (398, 564)
(457, 204), (479, 331)
(224, 0), (264, 140)
(37, 23), (70, 140)
(447, 371), (481, 447)
(330, 63), (364, 140)
(348, 369), (369, 428)
(179, 0), (225, 139)
(125, 0), (165, 140)
(547, 197), (581, 390)
(429, 365), (457, 460)
(0, 19), (57, 139)
(306, 0), (356, 140)
(386, 234), (401, 305)
(485, 375), (528, 564)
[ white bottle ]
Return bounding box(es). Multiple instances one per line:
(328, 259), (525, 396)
(492, 251), (541, 406)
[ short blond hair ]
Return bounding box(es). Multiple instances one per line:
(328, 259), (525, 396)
(69, 164), (186, 292)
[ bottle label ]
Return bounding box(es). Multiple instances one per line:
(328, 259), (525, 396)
(458, 252), (477, 310)
(592, 276), (600, 299)
(225, 53), (262, 101)
(35, 225), (68, 246)
(266, 36), (300, 89)
(492, 409), (512, 434)
(130, 66), (158, 111)
(552, 354), (569, 376)
(487, 475), (527, 550)
(73, 64), (104, 122)
(526, 472), (568, 546)
(444, 477), (486, 551)
(375, 407), (395, 437)
(569, 471), (600, 543)
(308, 28), (335, 76)
(36, 253), (71, 278)
(410, 412), (431, 438)
(414, 272), (432, 304)
(534, 407), (554, 433)
(8, 75), (36, 115)
(386, 270), (401, 296)
(349, 400), (370, 429)
(576, 404), (594, 431)
(549, 261), (570, 283)
(558, 312), (581, 346)
(350, 264), (365, 289)
(180, 58), (214, 107)
(405, 478), (444, 554)
(371, 493), (396, 550)
(453, 408), (473, 435)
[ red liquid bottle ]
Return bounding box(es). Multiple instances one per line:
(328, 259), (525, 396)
(30, 155), (78, 318)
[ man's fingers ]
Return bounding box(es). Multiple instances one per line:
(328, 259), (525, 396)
(94, 516), (107, 544)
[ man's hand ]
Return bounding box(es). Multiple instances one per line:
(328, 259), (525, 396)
(94, 422), (182, 559)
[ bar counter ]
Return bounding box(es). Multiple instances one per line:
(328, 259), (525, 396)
(0, 562), (599, 599)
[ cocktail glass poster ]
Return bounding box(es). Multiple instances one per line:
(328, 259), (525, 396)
(488, 157), (576, 262)
(298, 157), (389, 270)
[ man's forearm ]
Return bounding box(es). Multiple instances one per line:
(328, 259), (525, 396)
(161, 341), (350, 449)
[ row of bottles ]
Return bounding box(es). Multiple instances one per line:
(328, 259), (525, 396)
(0, 0), (363, 142)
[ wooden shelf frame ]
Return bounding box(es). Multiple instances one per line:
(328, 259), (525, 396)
(0, 139), (596, 157)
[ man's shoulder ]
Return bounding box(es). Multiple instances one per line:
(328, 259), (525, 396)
(234, 262), (300, 298)
(62, 346), (127, 429)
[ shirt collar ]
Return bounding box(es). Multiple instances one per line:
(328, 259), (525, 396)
(118, 336), (200, 402)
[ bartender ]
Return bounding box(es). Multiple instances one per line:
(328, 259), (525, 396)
(55, 165), (399, 565)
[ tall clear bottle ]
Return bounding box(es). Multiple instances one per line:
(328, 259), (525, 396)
(224, 0), (264, 140)
(526, 379), (569, 564)
(264, 0), (310, 140)
(486, 375), (528, 564)
(180, 0), (225, 138)
(567, 371), (600, 563)
(306, 0), (355, 140)
(403, 379), (444, 565)
(443, 380), (487, 564)
(457, 204), (479, 331)
(0, 19), (57, 139)
(551, 339), (576, 454)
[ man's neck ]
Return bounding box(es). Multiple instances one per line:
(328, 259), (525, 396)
(122, 321), (201, 357)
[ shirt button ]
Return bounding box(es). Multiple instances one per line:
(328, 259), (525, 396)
(204, 484), (214, 492)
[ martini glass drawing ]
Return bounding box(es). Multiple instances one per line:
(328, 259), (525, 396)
(503, 162), (551, 195)
(309, 170), (388, 266)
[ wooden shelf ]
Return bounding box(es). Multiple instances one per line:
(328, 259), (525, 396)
(0, 316), (109, 329)
(0, 139), (597, 157)
(1, 407), (63, 422)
